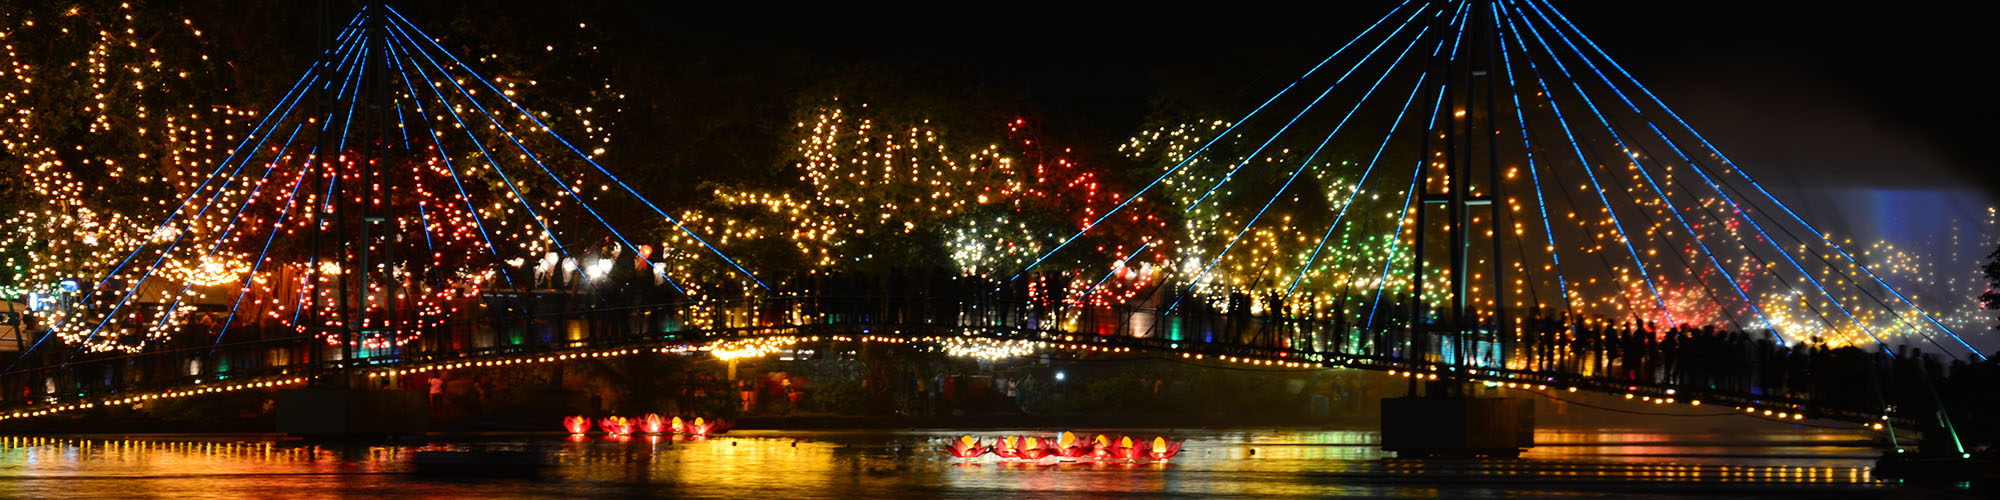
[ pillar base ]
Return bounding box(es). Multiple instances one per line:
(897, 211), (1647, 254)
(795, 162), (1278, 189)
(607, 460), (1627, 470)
(276, 388), (427, 437)
(1380, 396), (1533, 458)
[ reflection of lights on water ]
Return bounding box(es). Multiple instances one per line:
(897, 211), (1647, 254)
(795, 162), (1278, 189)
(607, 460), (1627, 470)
(0, 431), (1884, 489)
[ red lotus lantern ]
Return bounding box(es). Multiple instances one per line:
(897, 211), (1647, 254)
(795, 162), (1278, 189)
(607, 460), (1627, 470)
(639, 413), (668, 434)
(669, 416), (686, 434)
(1145, 436), (1183, 460)
(562, 415), (591, 435)
(686, 416), (715, 436)
(943, 434), (990, 459)
(1055, 431), (1093, 461)
(993, 436), (1022, 459)
(1016, 436), (1057, 461)
(598, 416), (634, 436)
(1108, 435), (1148, 461)
(1090, 434), (1113, 460)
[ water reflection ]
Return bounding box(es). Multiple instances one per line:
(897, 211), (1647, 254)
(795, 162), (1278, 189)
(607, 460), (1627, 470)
(0, 428), (1895, 498)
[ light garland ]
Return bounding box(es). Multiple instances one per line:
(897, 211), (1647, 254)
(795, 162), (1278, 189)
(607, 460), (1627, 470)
(0, 376), (305, 422)
(2, 6), (629, 353)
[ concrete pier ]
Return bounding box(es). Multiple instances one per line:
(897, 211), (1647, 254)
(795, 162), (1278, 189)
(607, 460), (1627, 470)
(1380, 396), (1533, 458)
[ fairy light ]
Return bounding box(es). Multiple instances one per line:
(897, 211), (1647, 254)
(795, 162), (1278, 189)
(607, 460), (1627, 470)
(0, 1), (1977, 424)
(0, 4), (259, 352)
(2, 7), (625, 353)
(667, 105), (1168, 307)
(0, 376), (307, 422)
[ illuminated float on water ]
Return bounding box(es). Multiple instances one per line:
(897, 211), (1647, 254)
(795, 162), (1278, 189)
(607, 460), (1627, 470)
(598, 416), (634, 436)
(562, 415), (591, 435)
(1146, 437), (1183, 460)
(940, 432), (1184, 463)
(560, 415), (728, 437)
(1089, 434), (1114, 460)
(1107, 435), (1147, 461)
(993, 436), (1022, 459)
(1054, 431), (1093, 461)
(943, 435), (990, 458)
(1015, 436), (1056, 460)
(685, 416), (720, 436)
(639, 413), (669, 434)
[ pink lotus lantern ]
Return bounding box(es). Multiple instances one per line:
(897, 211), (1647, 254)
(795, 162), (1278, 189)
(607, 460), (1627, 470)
(669, 416), (686, 434)
(1107, 435), (1148, 461)
(1016, 436), (1057, 461)
(639, 413), (668, 434)
(598, 416), (634, 436)
(942, 434), (990, 459)
(685, 416), (715, 436)
(1145, 436), (1183, 460)
(1090, 434), (1114, 460)
(993, 436), (1022, 459)
(562, 415), (591, 435)
(1054, 431), (1093, 461)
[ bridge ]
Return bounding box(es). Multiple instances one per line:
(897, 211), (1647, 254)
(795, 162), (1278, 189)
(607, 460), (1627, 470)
(0, 291), (1918, 424)
(0, 0), (1982, 452)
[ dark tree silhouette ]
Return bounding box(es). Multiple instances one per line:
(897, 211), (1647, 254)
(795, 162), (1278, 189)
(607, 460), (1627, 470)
(1983, 245), (2000, 331)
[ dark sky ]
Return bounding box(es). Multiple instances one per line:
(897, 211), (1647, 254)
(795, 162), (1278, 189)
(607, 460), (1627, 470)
(1545, 1), (1998, 248)
(645, 0), (2000, 250)
(1552, 1), (1998, 230)
(624, 0), (1994, 194)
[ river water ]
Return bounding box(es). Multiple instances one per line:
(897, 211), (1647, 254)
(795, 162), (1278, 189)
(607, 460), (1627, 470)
(0, 427), (1957, 499)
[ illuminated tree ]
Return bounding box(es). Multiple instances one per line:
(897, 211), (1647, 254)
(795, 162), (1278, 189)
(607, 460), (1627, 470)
(668, 97), (1168, 305)
(0, 2), (635, 353)
(0, 2), (248, 333)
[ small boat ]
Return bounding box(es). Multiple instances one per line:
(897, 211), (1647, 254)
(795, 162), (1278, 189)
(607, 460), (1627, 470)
(412, 449), (551, 477)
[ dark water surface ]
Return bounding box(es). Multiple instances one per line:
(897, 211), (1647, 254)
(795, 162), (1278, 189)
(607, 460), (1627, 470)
(0, 427), (1963, 499)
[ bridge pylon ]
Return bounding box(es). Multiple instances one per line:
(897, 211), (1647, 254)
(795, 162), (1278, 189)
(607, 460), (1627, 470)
(277, 4), (429, 437)
(1380, 0), (1532, 458)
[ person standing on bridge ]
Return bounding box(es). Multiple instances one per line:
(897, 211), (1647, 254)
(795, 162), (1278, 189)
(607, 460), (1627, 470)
(428, 373), (445, 407)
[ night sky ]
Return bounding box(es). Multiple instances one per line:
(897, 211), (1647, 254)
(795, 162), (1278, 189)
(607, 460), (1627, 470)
(621, 1), (1995, 190)
(610, 0), (1998, 248)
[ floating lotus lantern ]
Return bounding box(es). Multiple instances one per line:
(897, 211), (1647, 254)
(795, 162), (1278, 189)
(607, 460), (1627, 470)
(598, 416), (634, 436)
(1146, 436), (1183, 460)
(1055, 431), (1093, 461)
(994, 436), (1022, 459)
(1016, 436), (1057, 461)
(1108, 435), (1148, 461)
(943, 434), (990, 459)
(686, 416), (715, 436)
(1090, 434), (1114, 460)
(669, 416), (686, 434)
(639, 413), (668, 434)
(562, 415), (591, 435)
